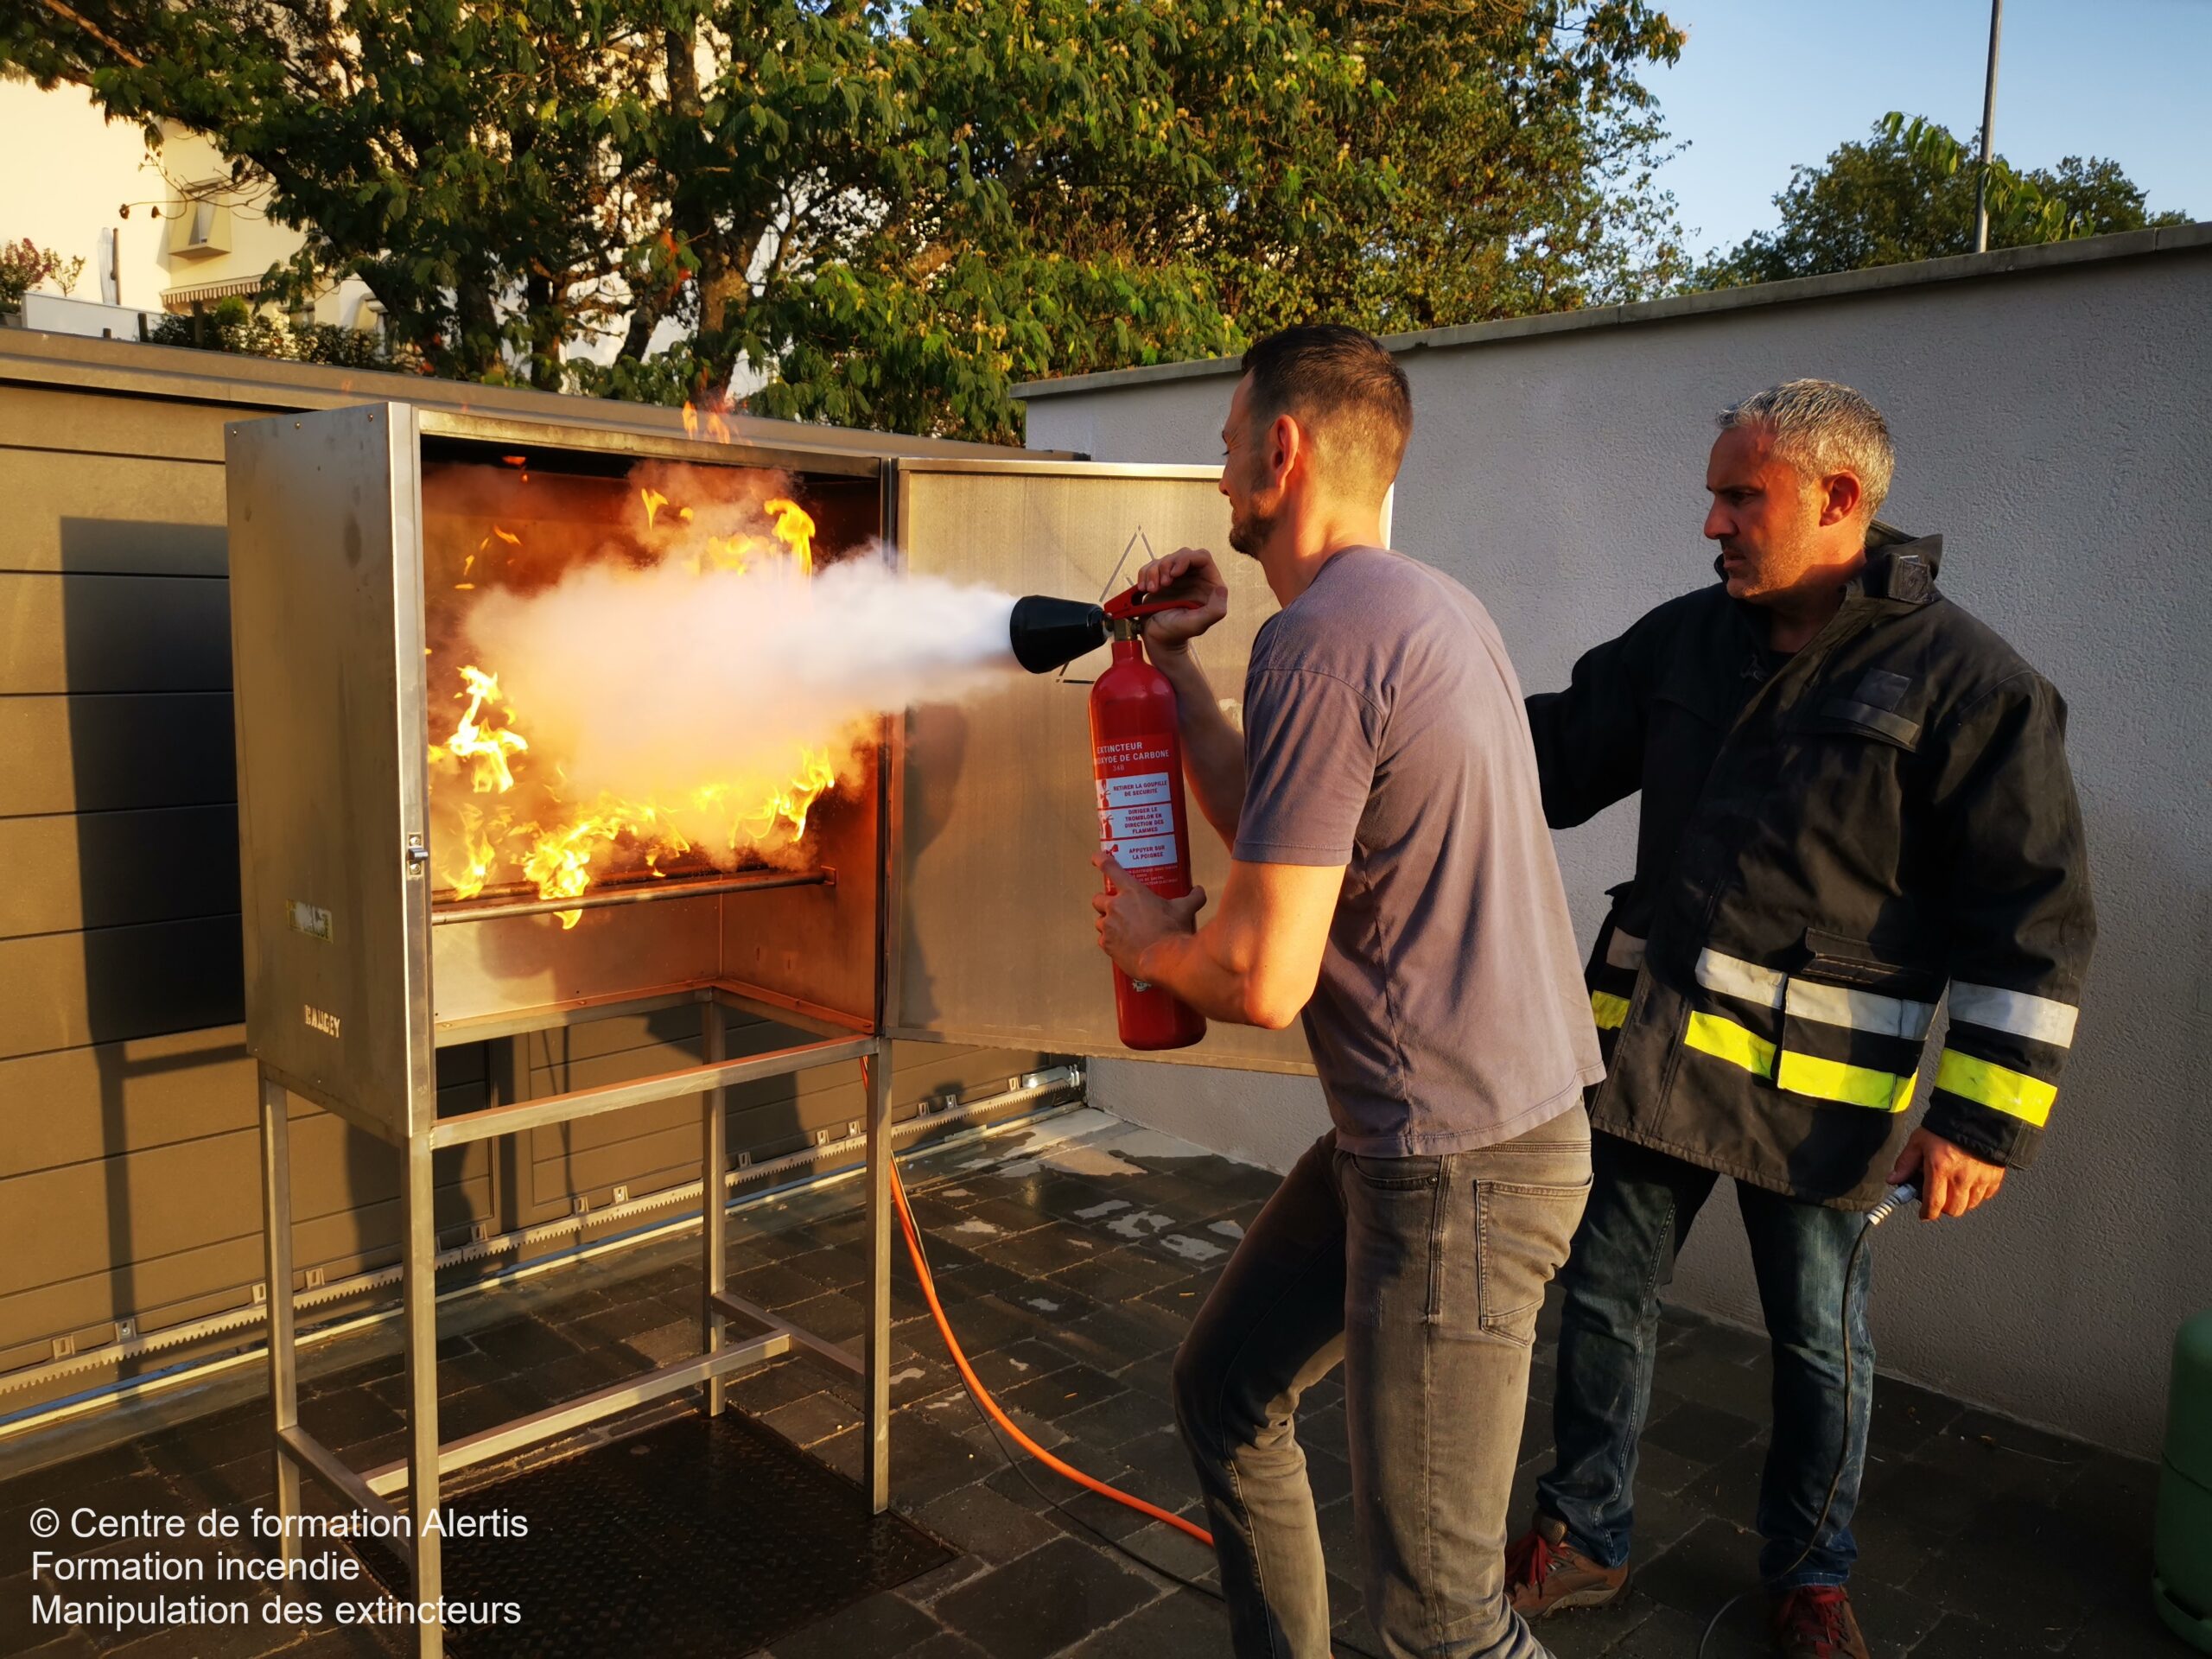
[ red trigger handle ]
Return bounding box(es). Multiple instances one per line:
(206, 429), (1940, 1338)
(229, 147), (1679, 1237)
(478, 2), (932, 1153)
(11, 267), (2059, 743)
(1103, 583), (1205, 621)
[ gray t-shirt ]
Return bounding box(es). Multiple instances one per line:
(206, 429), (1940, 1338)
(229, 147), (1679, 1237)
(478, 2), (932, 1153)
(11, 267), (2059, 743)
(1235, 546), (1603, 1156)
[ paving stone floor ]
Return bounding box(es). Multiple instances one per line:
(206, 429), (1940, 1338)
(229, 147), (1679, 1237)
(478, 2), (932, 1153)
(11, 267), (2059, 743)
(0, 1107), (2181, 1659)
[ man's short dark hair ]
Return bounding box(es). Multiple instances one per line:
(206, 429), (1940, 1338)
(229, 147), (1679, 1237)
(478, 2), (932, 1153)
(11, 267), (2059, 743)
(1240, 324), (1412, 493)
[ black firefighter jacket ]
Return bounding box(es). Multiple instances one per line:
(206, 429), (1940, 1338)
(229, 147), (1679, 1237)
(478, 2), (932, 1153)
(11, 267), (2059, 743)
(1526, 527), (2095, 1209)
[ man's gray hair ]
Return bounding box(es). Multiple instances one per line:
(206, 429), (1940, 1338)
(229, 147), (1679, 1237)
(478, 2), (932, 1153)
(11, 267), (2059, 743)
(1718, 379), (1894, 517)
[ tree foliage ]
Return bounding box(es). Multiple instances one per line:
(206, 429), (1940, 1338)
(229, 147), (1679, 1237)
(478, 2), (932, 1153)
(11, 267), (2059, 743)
(1695, 113), (2188, 289)
(145, 294), (423, 367)
(5, 0), (1688, 439)
(1299, 0), (1690, 327)
(0, 236), (83, 311)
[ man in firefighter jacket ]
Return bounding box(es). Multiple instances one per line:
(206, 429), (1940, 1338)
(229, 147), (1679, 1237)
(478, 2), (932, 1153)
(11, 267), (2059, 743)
(1503, 380), (2094, 1659)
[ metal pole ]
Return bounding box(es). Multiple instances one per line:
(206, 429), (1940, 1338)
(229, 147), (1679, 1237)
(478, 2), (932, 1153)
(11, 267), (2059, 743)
(701, 1002), (729, 1417)
(257, 1071), (302, 1564)
(861, 1046), (893, 1512)
(1973, 0), (2004, 253)
(403, 1136), (445, 1659)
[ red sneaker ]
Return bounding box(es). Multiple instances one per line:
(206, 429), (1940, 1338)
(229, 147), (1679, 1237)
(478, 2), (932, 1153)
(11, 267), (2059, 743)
(1504, 1514), (1630, 1618)
(1771, 1585), (1871, 1659)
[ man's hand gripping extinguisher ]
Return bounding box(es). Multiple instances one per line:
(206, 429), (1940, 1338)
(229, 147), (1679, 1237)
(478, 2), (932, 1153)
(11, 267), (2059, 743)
(1007, 584), (1209, 1051)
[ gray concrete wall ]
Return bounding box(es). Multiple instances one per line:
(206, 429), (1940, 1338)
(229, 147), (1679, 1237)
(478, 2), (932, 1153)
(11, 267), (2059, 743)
(1019, 233), (2212, 1458)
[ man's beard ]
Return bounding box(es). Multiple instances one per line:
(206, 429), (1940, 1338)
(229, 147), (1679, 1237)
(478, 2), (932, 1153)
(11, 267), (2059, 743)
(1227, 501), (1276, 558)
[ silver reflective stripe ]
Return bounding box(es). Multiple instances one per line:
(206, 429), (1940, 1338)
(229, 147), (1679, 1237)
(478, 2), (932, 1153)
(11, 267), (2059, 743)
(1948, 982), (2079, 1048)
(1785, 980), (1936, 1040)
(1696, 948), (1786, 1009)
(1605, 931), (1646, 972)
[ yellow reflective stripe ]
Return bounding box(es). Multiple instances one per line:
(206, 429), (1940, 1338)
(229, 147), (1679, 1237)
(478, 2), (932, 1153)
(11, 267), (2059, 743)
(1591, 991), (1630, 1031)
(1936, 1049), (2058, 1128)
(1684, 1011), (1777, 1078)
(1696, 948), (1787, 1009)
(1948, 982), (2079, 1048)
(1688, 1012), (1919, 1113)
(1784, 979), (1936, 1040)
(1777, 1051), (1918, 1113)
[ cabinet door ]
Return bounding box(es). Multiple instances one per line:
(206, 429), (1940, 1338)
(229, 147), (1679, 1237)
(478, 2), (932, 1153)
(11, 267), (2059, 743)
(227, 403), (435, 1138)
(889, 459), (1312, 1075)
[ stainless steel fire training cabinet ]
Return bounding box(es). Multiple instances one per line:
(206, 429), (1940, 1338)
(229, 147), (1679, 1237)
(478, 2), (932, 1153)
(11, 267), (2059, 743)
(226, 401), (1310, 1656)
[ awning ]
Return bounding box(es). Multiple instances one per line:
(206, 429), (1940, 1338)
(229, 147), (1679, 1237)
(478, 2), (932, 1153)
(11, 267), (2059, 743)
(160, 276), (271, 314)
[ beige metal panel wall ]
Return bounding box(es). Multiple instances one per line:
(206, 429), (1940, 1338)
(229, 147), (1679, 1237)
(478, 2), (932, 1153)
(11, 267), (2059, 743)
(0, 352), (1059, 1411)
(0, 327), (1065, 464)
(0, 385), (230, 462)
(0, 1018), (1043, 1381)
(0, 693), (235, 818)
(1020, 232), (2212, 1458)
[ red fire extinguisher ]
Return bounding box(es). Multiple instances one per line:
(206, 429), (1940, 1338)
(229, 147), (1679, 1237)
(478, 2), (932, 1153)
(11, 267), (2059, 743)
(1090, 587), (1206, 1051)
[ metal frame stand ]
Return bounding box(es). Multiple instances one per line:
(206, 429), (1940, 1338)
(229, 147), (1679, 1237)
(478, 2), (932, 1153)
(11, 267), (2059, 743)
(256, 989), (895, 1659)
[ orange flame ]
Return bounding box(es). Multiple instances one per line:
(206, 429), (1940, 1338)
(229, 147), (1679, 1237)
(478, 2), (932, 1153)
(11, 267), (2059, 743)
(430, 665), (529, 794)
(764, 499), (816, 576)
(429, 491), (832, 921)
(444, 802), (509, 900)
(680, 396), (735, 443)
(700, 533), (750, 575)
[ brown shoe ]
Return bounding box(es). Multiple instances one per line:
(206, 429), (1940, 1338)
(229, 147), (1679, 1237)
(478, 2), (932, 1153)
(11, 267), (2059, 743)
(1505, 1514), (1630, 1618)
(1771, 1585), (1870, 1659)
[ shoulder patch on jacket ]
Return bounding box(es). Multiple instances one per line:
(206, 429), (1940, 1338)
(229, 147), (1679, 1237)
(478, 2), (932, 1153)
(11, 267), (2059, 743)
(1888, 554), (1936, 603)
(1854, 669), (1911, 712)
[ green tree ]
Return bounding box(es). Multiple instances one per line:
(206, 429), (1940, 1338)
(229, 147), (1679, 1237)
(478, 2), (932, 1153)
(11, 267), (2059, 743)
(1305, 0), (1690, 327)
(4, 0), (872, 388)
(726, 0), (1395, 438)
(732, 0), (1691, 438)
(2037, 154), (2185, 237)
(1694, 113), (2187, 289)
(6, 0), (1689, 438)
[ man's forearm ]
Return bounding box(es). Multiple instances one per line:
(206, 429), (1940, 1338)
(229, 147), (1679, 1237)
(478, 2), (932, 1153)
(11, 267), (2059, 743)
(1095, 856), (1337, 1031)
(1151, 643), (1245, 846)
(1131, 925), (1275, 1027)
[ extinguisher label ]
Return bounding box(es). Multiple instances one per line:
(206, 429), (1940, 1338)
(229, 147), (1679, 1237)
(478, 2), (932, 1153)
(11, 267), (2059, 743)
(1100, 801), (1173, 840)
(1095, 767), (1178, 874)
(1103, 835), (1179, 872)
(1097, 769), (1174, 809)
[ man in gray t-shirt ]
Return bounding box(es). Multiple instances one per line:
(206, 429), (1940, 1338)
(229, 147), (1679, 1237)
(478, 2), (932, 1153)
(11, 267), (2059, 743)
(1236, 543), (1602, 1153)
(1092, 327), (1596, 1659)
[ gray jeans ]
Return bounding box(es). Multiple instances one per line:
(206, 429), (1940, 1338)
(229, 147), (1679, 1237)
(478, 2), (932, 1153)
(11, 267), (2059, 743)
(1172, 1109), (1592, 1659)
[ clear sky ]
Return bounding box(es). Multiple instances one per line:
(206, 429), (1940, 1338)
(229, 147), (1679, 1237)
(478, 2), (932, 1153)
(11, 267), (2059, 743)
(1649, 0), (2212, 259)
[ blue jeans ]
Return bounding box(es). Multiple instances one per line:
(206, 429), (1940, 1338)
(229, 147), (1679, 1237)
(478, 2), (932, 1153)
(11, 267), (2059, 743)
(1535, 1132), (1873, 1589)
(1173, 1110), (1592, 1659)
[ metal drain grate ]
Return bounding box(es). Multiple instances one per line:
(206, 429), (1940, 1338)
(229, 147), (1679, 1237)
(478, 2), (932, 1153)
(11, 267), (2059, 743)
(358, 1408), (953, 1656)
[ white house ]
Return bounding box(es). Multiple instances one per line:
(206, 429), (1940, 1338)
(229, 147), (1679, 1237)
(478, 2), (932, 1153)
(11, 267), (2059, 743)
(0, 79), (378, 335)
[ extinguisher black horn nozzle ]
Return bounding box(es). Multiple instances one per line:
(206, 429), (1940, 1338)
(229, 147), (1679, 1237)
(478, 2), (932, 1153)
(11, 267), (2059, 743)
(1008, 595), (1108, 674)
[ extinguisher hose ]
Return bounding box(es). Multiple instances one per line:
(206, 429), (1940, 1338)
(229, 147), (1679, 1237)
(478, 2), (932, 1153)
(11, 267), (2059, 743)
(885, 1143), (1385, 1659)
(887, 1157), (1213, 1547)
(884, 1076), (1912, 1659)
(874, 1051), (1382, 1658)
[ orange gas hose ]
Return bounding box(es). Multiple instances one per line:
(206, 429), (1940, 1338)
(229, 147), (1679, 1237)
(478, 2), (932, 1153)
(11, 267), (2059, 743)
(880, 1106), (1382, 1659)
(887, 1157), (1216, 1548)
